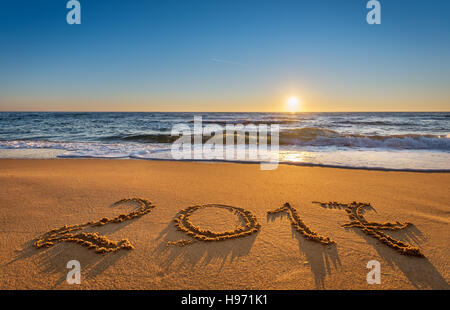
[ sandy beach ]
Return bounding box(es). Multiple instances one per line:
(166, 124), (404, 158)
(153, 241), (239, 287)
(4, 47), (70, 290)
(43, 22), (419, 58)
(0, 159), (448, 290)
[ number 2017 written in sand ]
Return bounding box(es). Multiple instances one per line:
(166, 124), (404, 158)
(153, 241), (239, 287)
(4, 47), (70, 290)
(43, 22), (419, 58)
(34, 198), (424, 258)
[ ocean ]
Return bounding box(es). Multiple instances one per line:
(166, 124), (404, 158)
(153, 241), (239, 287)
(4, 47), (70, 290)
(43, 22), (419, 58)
(0, 112), (449, 171)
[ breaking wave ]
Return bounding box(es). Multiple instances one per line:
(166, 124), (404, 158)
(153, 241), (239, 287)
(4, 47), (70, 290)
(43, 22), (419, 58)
(278, 127), (450, 150)
(1, 127), (448, 151)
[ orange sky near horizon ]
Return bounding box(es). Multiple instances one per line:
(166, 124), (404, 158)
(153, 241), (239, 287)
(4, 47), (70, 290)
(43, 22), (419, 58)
(1, 91), (448, 113)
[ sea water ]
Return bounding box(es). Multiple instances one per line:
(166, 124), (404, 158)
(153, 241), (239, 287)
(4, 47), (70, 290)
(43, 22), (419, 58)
(0, 112), (448, 171)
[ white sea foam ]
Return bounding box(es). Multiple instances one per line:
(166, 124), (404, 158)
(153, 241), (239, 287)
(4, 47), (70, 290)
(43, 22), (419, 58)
(278, 128), (450, 150)
(0, 140), (448, 171)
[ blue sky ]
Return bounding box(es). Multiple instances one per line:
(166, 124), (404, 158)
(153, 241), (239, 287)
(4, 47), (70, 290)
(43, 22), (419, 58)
(0, 0), (449, 111)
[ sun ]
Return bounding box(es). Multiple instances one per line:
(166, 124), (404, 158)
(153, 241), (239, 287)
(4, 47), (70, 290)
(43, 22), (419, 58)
(286, 96), (300, 112)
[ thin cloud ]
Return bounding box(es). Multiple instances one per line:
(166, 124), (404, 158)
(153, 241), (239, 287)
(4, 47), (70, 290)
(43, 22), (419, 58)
(210, 58), (244, 66)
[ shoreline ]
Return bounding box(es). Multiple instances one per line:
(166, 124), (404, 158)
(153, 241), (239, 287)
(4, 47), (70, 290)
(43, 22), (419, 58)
(0, 149), (449, 173)
(0, 159), (448, 289)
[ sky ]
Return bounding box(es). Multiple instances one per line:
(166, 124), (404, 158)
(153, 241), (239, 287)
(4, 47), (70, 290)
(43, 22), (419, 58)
(0, 0), (449, 112)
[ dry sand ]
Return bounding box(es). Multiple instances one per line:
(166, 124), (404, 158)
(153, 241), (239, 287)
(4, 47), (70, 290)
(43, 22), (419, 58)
(0, 159), (448, 289)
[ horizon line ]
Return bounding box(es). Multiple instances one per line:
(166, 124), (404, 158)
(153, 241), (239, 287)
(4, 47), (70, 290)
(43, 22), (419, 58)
(0, 110), (448, 113)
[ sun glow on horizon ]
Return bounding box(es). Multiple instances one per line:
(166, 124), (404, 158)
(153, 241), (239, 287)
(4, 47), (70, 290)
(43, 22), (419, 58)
(286, 96), (300, 112)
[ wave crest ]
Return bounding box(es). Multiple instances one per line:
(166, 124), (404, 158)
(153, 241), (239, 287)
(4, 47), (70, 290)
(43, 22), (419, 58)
(279, 127), (449, 150)
(1, 127), (449, 151)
